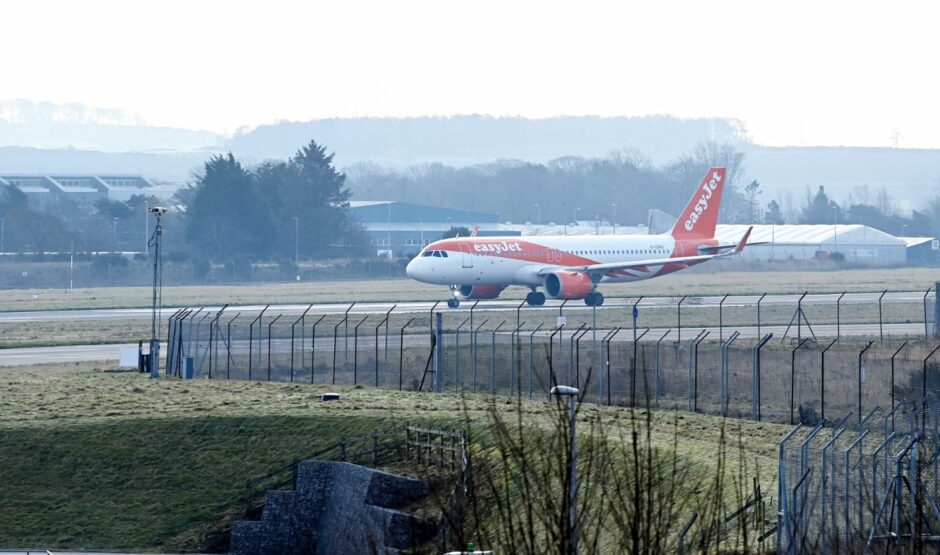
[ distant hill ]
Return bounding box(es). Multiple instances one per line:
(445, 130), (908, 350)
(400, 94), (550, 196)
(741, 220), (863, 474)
(0, 111), (937, 209)
(0, 100), (222, 153)
(225, 115), (747, 166)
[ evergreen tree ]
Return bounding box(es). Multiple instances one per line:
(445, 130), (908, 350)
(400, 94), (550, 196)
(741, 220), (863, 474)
(764, 199), (784, 224)
(799, 186), (841, 224)
(185, 153), (273, 257)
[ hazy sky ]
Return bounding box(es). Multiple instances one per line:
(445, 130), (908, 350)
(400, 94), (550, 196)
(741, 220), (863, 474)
(4, 0), (939, 148)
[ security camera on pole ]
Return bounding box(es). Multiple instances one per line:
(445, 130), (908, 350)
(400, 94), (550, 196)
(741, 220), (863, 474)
(148, 206), (167, 378)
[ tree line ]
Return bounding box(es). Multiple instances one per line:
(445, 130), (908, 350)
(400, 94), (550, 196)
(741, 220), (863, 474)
(2, 138), (939, 265)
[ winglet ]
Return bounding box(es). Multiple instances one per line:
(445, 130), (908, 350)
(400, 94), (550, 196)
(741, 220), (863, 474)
(734, 226), (753, 254)
(471, 225), (479, 237)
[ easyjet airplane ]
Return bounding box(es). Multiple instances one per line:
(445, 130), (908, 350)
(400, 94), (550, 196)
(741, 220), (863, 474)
(406, 167), (752, 308)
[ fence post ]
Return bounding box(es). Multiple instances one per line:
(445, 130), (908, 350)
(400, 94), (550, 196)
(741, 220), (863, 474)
(575, 326), (590, 391)
(434, 312), (444, 393)
(549, 326), (564, 387)
(511, 321), (525, 397)
(836, 292), (846, 342)
(857, 340), (875, 423)
(924, 288), (931, 339)
(599, 327), (617, 403)
(454, 317), (471, 393)
(267, 314), (282, 382)
(606, 328), (624, 405)
(491, 321), (506, 394)
(757, 293), (766, 339)
(935, 282), (940, 339)
(248, 306), (268, 381)
(344, 303), (355, 367)
(290, 305), (312, 383)
(720, 331), (740, 416)
(677, 295), (687, 344)
(332, 315), (346, 385)
(687, 329), (706, 411)
(353, 315), (368, 386)
(569, 323), (586, 388)
(820, 338), (838, 422)
(790, 338), (811, 425)
(472, 319), (488, 394)
(631, 329), (650, 406)
(922, 344), (940, 407)
(752, 334), (772, 421)
(692, 331), (709, 413)
(719, 294), (729, 342)
(399, 317), (415, 391)
(528, 323), (544, 400)
(226, 312), (239, 380)
(890, 341), (908, 418)
(878, 289), (887, 341)
(654, 329), (671, 409)
(309, 315), (324, 384)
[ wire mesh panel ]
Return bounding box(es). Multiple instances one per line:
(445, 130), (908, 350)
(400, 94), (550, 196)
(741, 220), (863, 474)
(165, 304), (940, 430)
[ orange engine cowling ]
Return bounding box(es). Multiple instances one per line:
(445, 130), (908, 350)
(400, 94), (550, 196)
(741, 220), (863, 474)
(543, 271), (594, 300)
(458, 284), (505, 300)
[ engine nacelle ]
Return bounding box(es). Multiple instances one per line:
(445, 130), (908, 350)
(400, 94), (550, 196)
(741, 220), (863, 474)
(543, 271), (594, 300)
(458, 284), (505, 300)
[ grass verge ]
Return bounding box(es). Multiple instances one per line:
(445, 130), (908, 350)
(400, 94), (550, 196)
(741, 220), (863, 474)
(0, 361), (791, 552)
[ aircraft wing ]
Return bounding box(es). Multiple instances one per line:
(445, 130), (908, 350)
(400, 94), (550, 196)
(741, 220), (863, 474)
(543, 227), (753, 276)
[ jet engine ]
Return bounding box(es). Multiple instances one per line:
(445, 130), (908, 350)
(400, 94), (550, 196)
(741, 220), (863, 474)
(543, 271), (594, 300)
(458, 284), (505, 300)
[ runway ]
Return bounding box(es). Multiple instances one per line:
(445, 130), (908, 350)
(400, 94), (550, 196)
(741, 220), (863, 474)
(0, 290), (933, 323)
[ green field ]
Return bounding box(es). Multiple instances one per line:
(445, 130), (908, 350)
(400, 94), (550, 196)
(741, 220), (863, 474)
(0, 360), (790, 552)
(2, 267), (938, 312)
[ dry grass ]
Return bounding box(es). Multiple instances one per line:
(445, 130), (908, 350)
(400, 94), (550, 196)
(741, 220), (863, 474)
(0, 360), (791, 552)
(1, 267), (936, 312)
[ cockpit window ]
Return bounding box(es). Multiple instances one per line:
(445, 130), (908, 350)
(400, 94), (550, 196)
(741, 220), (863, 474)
(433, 251), (442, 257)
(441, 251), (448, 257)
(422, 250), (433, 257)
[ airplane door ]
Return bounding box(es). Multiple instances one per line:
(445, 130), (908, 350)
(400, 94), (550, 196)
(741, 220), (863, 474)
(458, 243), (473, 268)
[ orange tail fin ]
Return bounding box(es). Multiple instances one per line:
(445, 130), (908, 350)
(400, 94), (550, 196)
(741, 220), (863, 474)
(671, 167), (726, 239)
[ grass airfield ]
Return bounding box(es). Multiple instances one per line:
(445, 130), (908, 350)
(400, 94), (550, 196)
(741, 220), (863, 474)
(1, 266), (937, 313)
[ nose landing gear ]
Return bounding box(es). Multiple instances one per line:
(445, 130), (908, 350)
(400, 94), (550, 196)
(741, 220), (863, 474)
(447, 298), (460, 308)
(584, 291), (604, 307)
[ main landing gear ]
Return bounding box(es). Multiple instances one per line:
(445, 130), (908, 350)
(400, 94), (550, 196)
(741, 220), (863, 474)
(526, 291), (546, 306)
(585, 291), (604, 307)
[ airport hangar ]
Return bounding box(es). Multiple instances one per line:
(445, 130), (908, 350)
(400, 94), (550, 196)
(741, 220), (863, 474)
(349, 200), (938, 266)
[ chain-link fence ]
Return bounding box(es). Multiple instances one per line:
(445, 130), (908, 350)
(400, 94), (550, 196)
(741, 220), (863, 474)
(777, 397), (940, 553)
(164, 292), (940, 424)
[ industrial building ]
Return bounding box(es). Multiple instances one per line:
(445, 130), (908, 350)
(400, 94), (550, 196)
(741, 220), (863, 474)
(348, 201), (520, 256)
(0, 174), (174, 209)
(714, 224), (923, 266)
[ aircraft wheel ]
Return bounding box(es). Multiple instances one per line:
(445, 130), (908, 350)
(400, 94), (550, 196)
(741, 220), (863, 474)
(526, 291), (544, 306)
(533, 292), (546, 306)
(585, 292), (604, 307)
(447, 298), (460, 309)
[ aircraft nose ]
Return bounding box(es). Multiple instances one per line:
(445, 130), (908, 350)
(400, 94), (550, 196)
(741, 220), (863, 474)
(406, 256), (420, 279)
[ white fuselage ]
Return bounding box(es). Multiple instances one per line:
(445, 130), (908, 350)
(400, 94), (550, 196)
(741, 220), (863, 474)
(405, 233), (680, 287)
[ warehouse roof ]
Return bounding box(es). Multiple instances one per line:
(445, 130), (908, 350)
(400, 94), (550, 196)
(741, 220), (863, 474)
(715, 224), (904, 245)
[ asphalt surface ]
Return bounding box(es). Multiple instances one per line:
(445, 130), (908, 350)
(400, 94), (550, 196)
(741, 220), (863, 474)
(0, 290), (934, 323)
